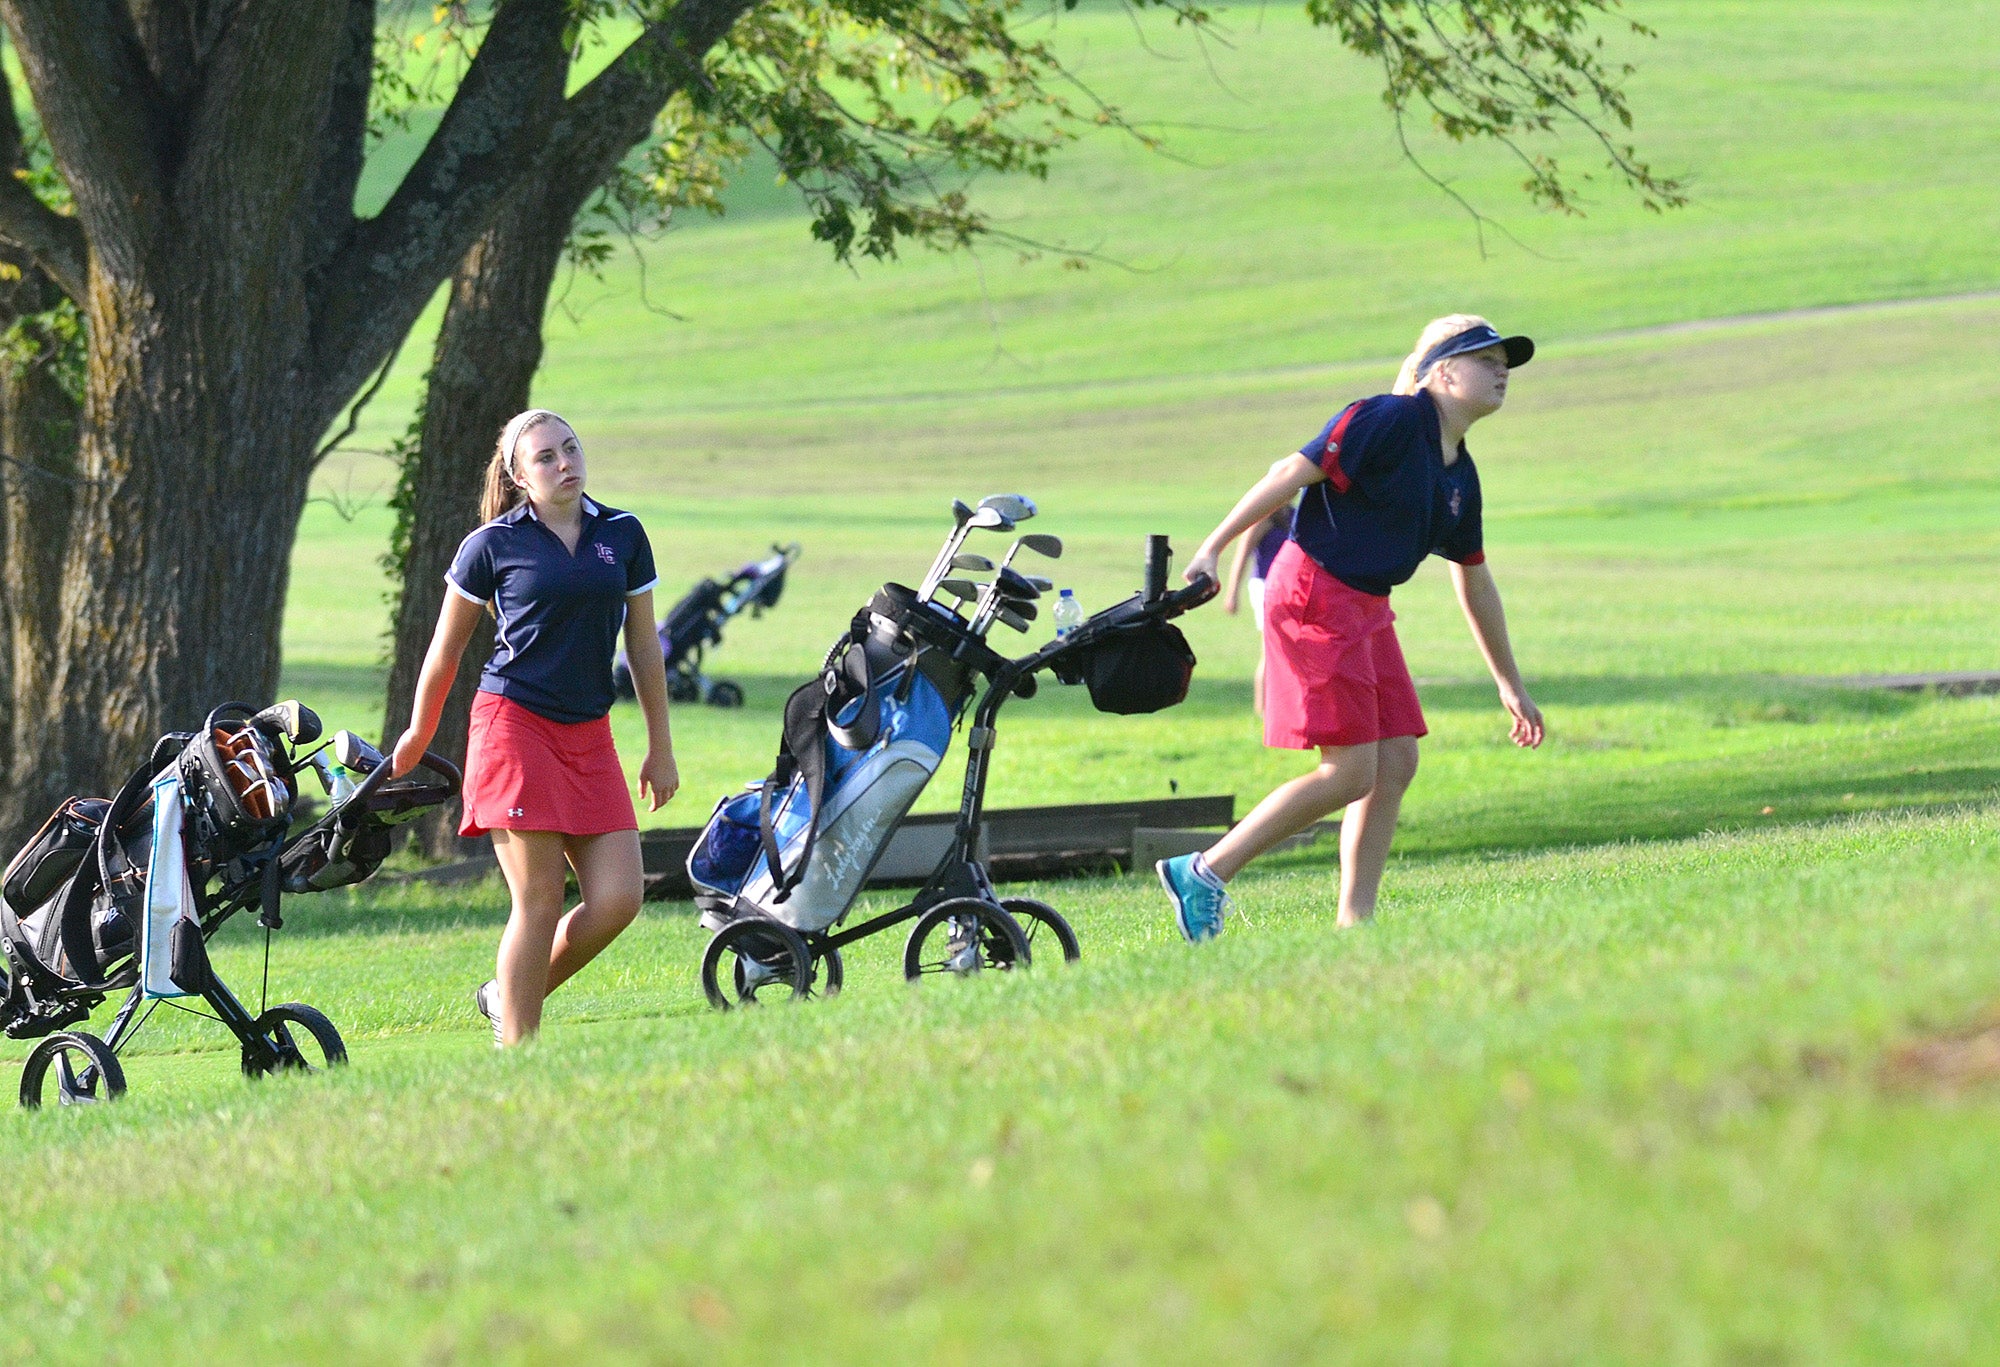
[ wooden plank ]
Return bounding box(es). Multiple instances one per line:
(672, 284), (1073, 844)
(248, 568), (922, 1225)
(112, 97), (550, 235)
(637, 794), (1236, 901)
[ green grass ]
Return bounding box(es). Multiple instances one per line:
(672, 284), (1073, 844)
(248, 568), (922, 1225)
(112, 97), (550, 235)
(5, 2), (2000, 1359)
(6, 805), (2000, 1361)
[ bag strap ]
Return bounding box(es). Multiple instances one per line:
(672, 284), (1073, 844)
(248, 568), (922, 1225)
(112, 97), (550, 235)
(758, 676), (835, 904)
(60, 763), (147, 987)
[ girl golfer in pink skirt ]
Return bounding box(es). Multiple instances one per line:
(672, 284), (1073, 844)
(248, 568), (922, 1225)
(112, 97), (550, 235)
(393, 410), (679, 1043)
(1159, 316), (1544, 941)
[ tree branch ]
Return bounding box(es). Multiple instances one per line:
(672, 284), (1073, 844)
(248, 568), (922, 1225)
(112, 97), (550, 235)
(0, 176), (83, 303)
(305, 0), (574, 423)
(307, 0), (755, 428)
(0, 0), (172, 268)
(304, 0), (378, 280)
(0, 75), (82, 301)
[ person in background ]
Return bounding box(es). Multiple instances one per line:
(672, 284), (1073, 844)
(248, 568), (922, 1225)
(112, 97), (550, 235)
(393, 409), (679, 1044)
(1158, 316), (1545, 942)
(1221, 497), (1297, 717)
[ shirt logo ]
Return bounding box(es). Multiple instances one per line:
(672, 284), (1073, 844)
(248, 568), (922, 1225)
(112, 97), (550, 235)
(1448, 488), (1463, 518)
(593, 542), (615, 565)
(1325, 437), (1340, 457)
(508, 806), (525, 818)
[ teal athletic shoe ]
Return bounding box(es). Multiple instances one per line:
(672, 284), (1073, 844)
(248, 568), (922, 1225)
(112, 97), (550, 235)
(1156, 853), (1231, 943)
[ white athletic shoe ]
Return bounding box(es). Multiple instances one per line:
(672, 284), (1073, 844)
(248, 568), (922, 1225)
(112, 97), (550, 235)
(473, 980), (504, 1049)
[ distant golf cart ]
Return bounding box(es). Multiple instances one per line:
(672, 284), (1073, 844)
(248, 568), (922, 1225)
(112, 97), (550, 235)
(615, 542), (802, 709)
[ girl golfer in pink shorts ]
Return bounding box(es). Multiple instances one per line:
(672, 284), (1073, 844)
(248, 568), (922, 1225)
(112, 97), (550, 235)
(1159, 316), (1544, 940)
(393, 410), (679, 1043)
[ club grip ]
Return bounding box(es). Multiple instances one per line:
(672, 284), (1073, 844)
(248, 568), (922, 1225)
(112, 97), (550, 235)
(1144, 535), (1171, 602)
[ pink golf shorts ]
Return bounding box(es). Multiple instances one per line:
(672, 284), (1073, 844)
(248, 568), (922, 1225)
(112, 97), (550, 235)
(1260, 541), (1427, 750)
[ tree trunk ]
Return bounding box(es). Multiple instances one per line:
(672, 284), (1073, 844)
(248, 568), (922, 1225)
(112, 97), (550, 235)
(382, 175), (577, 857)
(0, 266), (324, 833)
(0, 0), (748, 843)
(0, 297), (83, 798)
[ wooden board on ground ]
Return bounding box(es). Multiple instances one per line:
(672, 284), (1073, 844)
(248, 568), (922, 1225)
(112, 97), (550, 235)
(633, 793), (1238, 902)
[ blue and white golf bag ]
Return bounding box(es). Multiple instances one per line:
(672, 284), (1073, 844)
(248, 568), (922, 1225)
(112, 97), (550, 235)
(688, 589), (976, 933)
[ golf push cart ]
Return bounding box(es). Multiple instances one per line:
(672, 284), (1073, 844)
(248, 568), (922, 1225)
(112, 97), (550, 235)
(615, 542), (803, 708)
(0, 701), (459, 1108)
(686, 494), (1215, 1007)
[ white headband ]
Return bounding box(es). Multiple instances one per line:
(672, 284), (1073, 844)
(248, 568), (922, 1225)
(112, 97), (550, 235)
(498, 409), (568, 482)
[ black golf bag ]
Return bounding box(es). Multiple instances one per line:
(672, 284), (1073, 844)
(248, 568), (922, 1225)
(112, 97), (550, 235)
(0, 701), (459, 1106)
(615, 542), (803, 707)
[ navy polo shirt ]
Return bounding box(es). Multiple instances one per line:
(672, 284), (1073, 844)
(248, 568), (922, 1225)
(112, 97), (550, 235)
(1291, 390), (1485, 597)
(446, 495), (658, 723)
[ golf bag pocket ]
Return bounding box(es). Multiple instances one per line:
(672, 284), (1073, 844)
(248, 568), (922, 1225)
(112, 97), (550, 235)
(142, 771), (201, 999)
(3, 797), (109, 912)
(744, 751), (936, 933)
(687, 790), (764, 899)
(1065, 620), (1196, 715)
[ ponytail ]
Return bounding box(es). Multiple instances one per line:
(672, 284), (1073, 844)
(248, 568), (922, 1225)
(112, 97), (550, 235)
(479, 409), (563, 524)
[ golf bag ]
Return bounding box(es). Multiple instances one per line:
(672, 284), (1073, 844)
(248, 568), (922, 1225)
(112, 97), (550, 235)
(688, 586), (978, 933)
(0, 700), (460, 1105)
(615, 542), (803, 707)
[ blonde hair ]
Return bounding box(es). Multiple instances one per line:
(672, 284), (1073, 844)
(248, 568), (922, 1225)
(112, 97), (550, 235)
(479, 409), (567, 524)
(1393, 314), (1493, 396)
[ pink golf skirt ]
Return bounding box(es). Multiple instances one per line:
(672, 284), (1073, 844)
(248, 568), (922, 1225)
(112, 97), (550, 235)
(1260, 541), (1427, 750)
(460, 691), (638, 838)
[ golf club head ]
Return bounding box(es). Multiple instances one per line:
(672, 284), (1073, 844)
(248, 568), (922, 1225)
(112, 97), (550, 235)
(938, 579), (982, 605)
(996, 566), (1041, 599)
(968, 506), (1015, 534)
(994, 605), (1032, 633)
(950, 552), (995, 573)
(333, 729), (385, 773)
(1021, 575), (1054, 593)
(253, 699), (321, 744)
(998, 596), (1038, 622)
(979, 493), (1037, 523)
(919, 500), (984, 599)
(1018, 533), (1063, 560)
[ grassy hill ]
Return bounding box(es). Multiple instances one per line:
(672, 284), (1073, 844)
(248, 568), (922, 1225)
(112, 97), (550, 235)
(6, 3), (2000, 1360)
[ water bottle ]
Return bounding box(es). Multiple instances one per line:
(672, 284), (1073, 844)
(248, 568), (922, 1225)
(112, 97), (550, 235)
(328, 763), (356, 805)
(1053, 588), (1083, 637)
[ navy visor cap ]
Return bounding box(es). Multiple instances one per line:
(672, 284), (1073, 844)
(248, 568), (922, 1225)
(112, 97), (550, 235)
(1418, 324), (1534, 378)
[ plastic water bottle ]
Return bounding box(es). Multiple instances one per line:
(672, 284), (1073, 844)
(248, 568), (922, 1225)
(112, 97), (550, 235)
(1053, 588), (1084, 637)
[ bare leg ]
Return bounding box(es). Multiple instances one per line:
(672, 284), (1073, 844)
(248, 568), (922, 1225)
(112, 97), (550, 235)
(1252, 653), (1267, 719)
(490, 829), (569, 1045)
(1336, 735), (1419, 927)
(546, 830), (644, 993)
(1203, 742), (1380, 882)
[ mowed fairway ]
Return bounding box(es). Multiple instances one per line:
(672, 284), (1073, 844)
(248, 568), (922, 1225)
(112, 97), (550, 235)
(7, 3), (2000, 1361)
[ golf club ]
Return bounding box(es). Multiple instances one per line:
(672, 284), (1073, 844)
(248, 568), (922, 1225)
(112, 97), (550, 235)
(920, 505), (1015, 600)
(916, 498), (977, 601)
(936, 579), (984, 617)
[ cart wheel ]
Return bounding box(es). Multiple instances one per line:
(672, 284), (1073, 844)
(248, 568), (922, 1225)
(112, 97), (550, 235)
(243, 1003), (348, 1077)
(702, 917), (813, 1009)
(903, 898), (1032, 982)
(1001, 897), (1082, 964)
(19, 1031), (126, 1109)
(667, 672), (701, 704)
(813, 944), (844, 998)
(707, 681), (746, 709)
